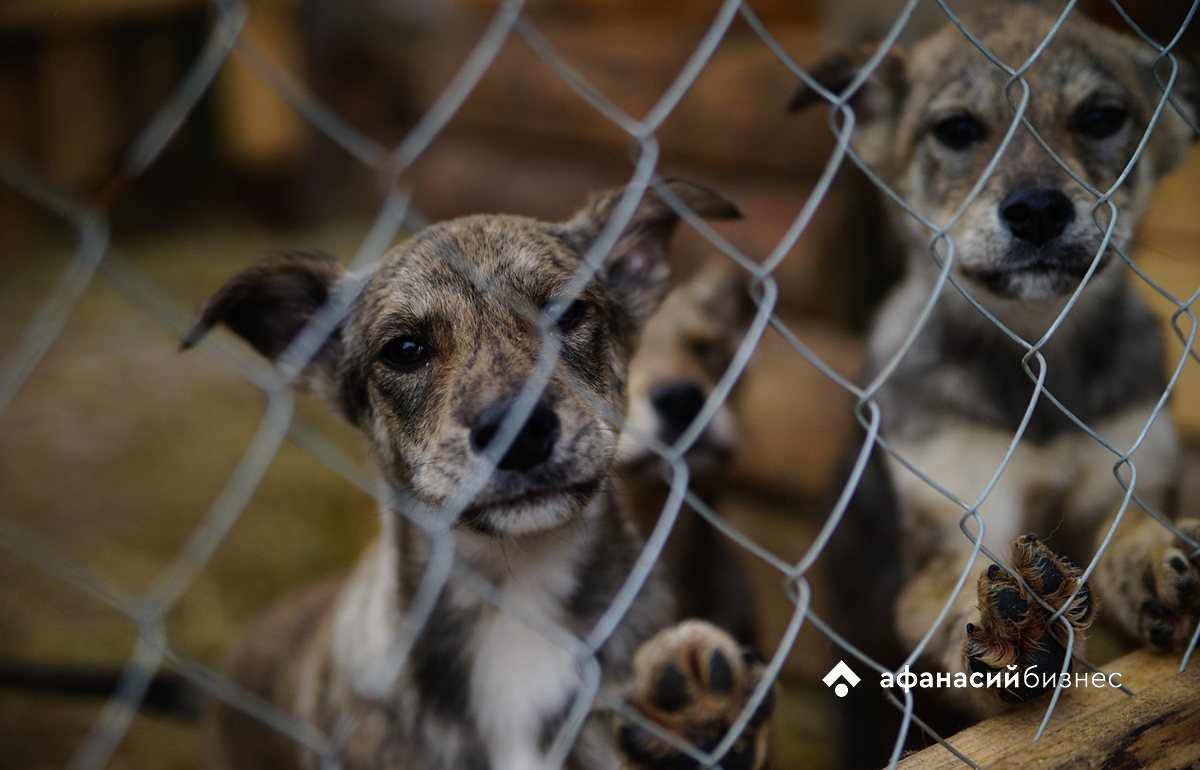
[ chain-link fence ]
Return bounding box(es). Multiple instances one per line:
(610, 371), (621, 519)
(1, 1), (1199, 769)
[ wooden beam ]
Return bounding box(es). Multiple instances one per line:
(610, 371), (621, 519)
(1134, 145), (1200, 445)
(213, 0), (310, 173)
(0, 0), (200, 31)
(451, 0), (822, 24)
(0, 64), (33, 252)
(405, 22), (836, 176)
(989, 662), (1200, 769)
(37, 32), (119, 192)
(895, 649), (1199, 770)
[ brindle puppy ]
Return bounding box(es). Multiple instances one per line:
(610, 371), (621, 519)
(186, 182), (772, 770)
(793, 3), (1200, 720)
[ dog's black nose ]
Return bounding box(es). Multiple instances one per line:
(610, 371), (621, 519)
(650, 381), (707, 445)
(470, 401), (560, 471)
(1000, 188), (1075, 246)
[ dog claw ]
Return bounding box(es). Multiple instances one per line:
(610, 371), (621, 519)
(616, 621), (772, 770)
(963, 534), (1094, 703)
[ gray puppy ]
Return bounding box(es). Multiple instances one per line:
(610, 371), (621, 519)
(794, 3), (1200, 721)
(186, 181), (772, 770)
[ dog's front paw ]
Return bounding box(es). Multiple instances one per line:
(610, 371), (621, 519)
(964, 534), (1095, 704)
(1135, 519), (1200, 650)
(616, 620), (772, 770)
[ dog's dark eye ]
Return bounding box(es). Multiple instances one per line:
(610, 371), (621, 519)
(931, 115), (987, 150)
(1073, 105), (1128, 139)
(379, 337), (432, 372)
(544, 297), (589, 333)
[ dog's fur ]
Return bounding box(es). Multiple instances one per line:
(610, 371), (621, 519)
(794, 1), (1200, 741)
(616, 258), (759, 645)
(186, 182), (771, 770)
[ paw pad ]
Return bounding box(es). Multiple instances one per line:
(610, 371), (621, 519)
(1136, 534), (1200, 649)
(617, 621), (772, 770)
(652, 663), (694, 712)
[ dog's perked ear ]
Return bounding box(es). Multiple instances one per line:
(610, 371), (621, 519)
(182, 251), (359, 416)
(563, 180), (741, 333)
(788, 45), (907, 168)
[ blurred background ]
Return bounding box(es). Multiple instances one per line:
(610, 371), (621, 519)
(1, 1), (1200, 768)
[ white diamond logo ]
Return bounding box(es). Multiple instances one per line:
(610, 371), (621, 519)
(823, 660), (861, 698)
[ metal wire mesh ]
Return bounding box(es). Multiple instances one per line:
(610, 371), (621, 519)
(1, 1), (1198, 769)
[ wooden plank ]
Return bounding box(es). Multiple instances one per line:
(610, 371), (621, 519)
(0, 0), (199, 31)
(406, 22), (837, 175)
(0, 54), (33, 252)
(989, 662), (1200, 770)
(451, 0), (822, 23)
(213, 0), (310, 172)
(1132, 141), (1200, 444)
(37, 33), (119, 192)
(895, 649), (1195, 770)
(1133, 238), (1200, 442)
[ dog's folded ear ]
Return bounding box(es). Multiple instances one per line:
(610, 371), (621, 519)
(788, 45), (907, 114)
(182, 251), (346, 359)
(788, 46), (907, 168)
(183, 251), (364, 419)
(1132, 45), (1200, 177)
(564, 180), (740, 331)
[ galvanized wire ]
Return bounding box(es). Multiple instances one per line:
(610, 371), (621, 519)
(1, 1), (1198, 769)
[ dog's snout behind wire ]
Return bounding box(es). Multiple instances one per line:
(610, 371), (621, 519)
(469, 400), (561, 471)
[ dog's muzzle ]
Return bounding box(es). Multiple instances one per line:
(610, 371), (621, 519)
(963, 187), (1104, 297)
(469, 400), (560, 472)
(651, 381), (708, 448)
(649, 380), (733, 466)
(1000, 188), (1074, 246)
